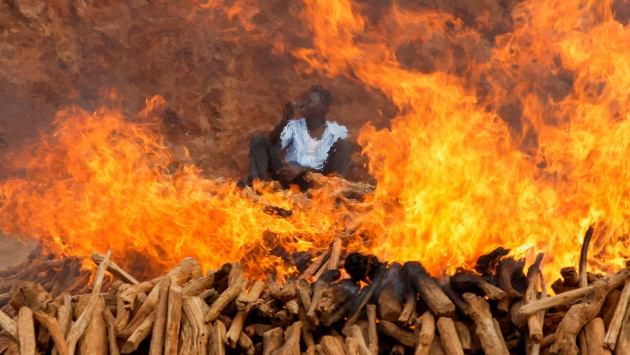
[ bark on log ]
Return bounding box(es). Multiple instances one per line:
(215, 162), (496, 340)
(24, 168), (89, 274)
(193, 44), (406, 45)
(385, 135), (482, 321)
(164, 285), (183, 355)
(182, 297), (209, 354)
(17, 307), (36, 355)
(414, 312), (435, 355)
(604, 279), (630, 350)
(91, 253), (139, 285)
(148, 278), (171, 355)
(271, 321), (302, 355)
(550, 272), (628, 355)
(262, 327), (283, 355)
(462, 293), (509, 355)
(74, 296), (107, 355)
(66, 250), (110, 355)
(403, 262), (456, 317)
(584, 317), (611, 355)
(519, 269), (630, 317)
(436, 317), (464, 355)
(366, 304), (378, 355)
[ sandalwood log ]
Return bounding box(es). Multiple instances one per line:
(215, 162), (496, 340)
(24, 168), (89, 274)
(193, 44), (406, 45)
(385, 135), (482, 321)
(120, 311), (155, 353)
(497, 258), (525, 300)
(414, 312), (435, 355)
(237, 332), (255, 355)
(519, 269), (630, 317)
(403, 262), (455, 317)
(17, 307), (36, 355)
(328, 238), (342, 271)
(74, 296), (107, 355)
(102, 308), (120, 355)
(454, 321), (472, 353)
(366, 304), (378, 355)
(115, 284), (131, 332)
(262, 327), (283, 355)
(182, 297), (209, 354)
(584, 317), (611, 355)
(604, 279), (630, 350)
(345, 265), (386, 329)
(436, 317), (464, 355)
(66, 249), (111, 355)
(345, 337), (359, 355)
(0, 310), (17, 340)
(550, 273), (627, 355)
(307, 269), (340, 327)
(398, 279), (418, 326)
(148, 278), (170, 355)
(10, 281), (57, 315)
(615, 301), (630, 354)
(182, 273), (215, 297)
(301, 248), (331, 280)
(450, 272), (507, 301)
(244, 323), (272, 338)
(318, 279), (360, 326)
(462, 293), (509, 355)
(430, 335), (446, 355)
(164, 285), (182, 355)
(179, 316), (194, 355)
(120, 278), (164, 338)
(342, 324), (371, 355)
(320, 335), (345, 355)
(375, 262), (405, 322)
(379, 320), (415, 347)
(225, 311), (247, 348)
(271, 321), (302, 355)
(210, 320), (227, 355)
(205, 263), (247, 323)
(91, 253), (139, 285)
(236, 280), (266, 312)
(526, 253), (545, 343)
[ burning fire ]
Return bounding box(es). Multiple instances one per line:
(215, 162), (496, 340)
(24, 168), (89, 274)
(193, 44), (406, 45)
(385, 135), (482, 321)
(1, 0), (629, 283)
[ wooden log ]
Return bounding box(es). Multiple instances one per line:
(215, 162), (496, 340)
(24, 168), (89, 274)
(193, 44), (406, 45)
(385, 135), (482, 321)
(148, 278), (170, 355)
(604, 279), (630, 350)
(102, 308), (120, 355)
(496, 258), (525, 300)
(225, 311), (247, 348)
(183, 297), (209, 354)
(0, 309), (17, 340)
(262, 327), (284, 355)
(379, 320), (415, 347)
(615, 300), (630, 355)
(454, 321), (472, 353)
(244, 323), (272, 338)
(10, 281), (57, 315)
(91, 253), (139, 285)
(601, 290), (621, 329)
(450, 272), (507, 301)
(17, 307), (36, 355)
(583, 317), (611, 355)
(205, 263), (247, 323)
(462, 293), (509, 355)
(179, 316), (194, 355)
(328, 238), (342, 271)
(66, 249), (111, 355)
(526, 253), (545, 343)
(366, 304), (378, 355)
(342, 324), (371, 355)
(271, 321), (302, 355)
(344, 265), (386, 329)
(307, 269), (340, 327)
(520, 269), (630, 317)
(403, 262), (456, 317)
(120, 278), (164, 338)
(550, 273), (628, 355)
(318, 279), (360, 326)
(115, 284), (131, 332)
(182, 273), (215, 297)
(299, 279), (313, 313)
(320, 335), (345, 355)
(345, 337), (359, 355)
(430, 335), (446, 355)
(164, 285), (183, 355)
(301, 248), (331, 280)
(414, 312), (435, 355)
(74, 296), (107, 355)
(579, 226), (595, 289)
(398, 278), (418, 326)
(375, 262), (405, 322)
(541, 333), (557, 348)
(236, 280), (266, 312)
(210, 320), (227, 355)
(34, 310), (69, 355)
(237, 332), (255, 355)
(436, 317), (464, 355)
(120, 311), (155, 353)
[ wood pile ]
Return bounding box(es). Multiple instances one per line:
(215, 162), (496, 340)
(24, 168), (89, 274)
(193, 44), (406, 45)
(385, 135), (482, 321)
(0, 241), (630, 355)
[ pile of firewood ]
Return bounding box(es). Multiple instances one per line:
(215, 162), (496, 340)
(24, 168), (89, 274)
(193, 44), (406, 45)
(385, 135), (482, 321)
(1, 239), (630, 355)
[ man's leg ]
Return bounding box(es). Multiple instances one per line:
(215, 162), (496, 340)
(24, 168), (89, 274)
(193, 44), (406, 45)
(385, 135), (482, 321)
(322, 138), (356, 179)
(248, 135), (283, 180)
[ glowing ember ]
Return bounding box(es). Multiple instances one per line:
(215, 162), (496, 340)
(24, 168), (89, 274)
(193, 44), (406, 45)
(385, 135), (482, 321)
(0, 0), (629, 283)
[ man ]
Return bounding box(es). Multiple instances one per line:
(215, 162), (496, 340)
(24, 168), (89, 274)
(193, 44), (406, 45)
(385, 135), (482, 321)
(247, 85), (354, 190)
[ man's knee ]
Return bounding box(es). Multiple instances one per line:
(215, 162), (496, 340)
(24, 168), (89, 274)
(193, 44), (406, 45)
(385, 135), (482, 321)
(250, 134), (270, 149)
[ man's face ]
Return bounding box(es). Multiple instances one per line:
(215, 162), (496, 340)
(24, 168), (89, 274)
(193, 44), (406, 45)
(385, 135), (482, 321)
(299, 91), (327, 119)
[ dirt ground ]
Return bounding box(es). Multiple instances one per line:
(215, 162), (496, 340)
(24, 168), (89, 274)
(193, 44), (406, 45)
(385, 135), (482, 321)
(0, 233), (37, 271)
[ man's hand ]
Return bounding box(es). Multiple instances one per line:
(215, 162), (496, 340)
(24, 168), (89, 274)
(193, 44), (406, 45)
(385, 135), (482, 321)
(276, 164), (309, 183)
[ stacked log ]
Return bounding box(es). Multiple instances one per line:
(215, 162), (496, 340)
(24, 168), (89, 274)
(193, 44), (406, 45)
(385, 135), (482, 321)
(0, 244), (629, 355)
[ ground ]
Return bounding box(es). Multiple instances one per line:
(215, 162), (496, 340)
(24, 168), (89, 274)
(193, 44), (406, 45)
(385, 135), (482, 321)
(0, 233), (37, 271)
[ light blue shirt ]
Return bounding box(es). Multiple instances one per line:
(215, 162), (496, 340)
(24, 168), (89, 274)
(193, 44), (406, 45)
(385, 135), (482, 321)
(280, 118), (349, 170)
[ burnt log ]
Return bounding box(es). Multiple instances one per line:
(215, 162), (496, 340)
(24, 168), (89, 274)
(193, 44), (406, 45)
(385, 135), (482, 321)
(374, 262), (406, 322)
(403, 262), (456, 317)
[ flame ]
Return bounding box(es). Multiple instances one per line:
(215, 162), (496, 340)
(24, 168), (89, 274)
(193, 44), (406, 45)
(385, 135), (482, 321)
(1, 0), (629, 284)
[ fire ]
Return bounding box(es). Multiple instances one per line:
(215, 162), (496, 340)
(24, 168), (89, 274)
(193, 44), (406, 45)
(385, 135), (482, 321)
(1, 0), (629, 283)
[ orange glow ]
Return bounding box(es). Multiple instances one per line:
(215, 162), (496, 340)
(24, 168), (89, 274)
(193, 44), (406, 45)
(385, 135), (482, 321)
(1, 0), (630, 285)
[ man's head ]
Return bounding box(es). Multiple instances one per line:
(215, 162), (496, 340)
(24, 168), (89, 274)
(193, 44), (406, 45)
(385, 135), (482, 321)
(298, 85), (333, 121)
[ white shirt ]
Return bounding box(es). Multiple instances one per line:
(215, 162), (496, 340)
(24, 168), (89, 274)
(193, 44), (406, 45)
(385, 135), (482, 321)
(280, 118), (349, 170)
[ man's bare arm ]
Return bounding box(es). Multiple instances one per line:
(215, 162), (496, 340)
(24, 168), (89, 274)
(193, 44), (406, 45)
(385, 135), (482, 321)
(269, 102), (296, 145)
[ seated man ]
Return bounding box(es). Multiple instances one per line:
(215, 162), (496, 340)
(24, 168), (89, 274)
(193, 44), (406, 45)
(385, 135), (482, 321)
(247, 85), (354, 190)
